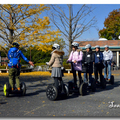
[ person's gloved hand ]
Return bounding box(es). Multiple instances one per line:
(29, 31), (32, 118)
(46, 62), (49, 65)
(61, 67), (65, 70)
(66, 60), (70, 63)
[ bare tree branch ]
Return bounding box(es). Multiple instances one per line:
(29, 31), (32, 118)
(49, 4), (97, 54)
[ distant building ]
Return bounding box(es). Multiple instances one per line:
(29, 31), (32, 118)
(1, 57), (9, 66)
(76, 40), (120, 68)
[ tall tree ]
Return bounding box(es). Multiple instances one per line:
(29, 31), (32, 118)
(99, 8), (120, 40)
(48, 4), (96, 54)
(0, 4), (60, 54)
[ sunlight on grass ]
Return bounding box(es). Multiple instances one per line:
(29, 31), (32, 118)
(0, 71), (73, 76)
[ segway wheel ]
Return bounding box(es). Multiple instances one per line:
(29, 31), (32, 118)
(101, 75), (106, 89)
(46, 85), (58, 101)
(3, 83), (10, 97)
(63, 84), (69, 98)
(110, 75), (114, 85)
(79, 82), (87, 96)
(20, 82), (26, 96)
(91, 78), (96, 92)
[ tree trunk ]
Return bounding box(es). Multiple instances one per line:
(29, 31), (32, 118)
(9, 7), (14, 46)
(68, 4), (73, 55)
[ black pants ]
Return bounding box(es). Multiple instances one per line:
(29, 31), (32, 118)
(73, 70), (82, 86)
(71, 63), (82, 86)
(54, 77), (64, 91)
(94, 63), (102, 83)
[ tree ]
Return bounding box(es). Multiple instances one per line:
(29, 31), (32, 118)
(0, 4), (61, 54)
(20, 46), (51, 64)
(48, 4), (96, 54)
(99, 8), (120, 40)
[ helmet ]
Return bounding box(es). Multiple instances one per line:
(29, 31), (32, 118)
(95, 45), (100, 48)
(52, 43), (60, 50)
(12, 42), (20, 47)
(72, 42), (79, 47)
(85, 44), (91, 49)
(104, 45), (109, 48)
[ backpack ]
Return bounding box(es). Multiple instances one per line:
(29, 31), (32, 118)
(8, 49), (20, 68)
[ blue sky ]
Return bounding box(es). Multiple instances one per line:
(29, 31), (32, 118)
(80, 4), (120, 41)
(45, 4), (120, 41)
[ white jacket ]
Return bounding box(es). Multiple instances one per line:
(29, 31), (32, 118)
(103, 50), (113, 61)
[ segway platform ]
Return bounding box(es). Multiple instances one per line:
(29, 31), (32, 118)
(3, 82), (26, 97)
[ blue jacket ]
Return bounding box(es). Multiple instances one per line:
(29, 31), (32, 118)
(8, 47), (29, 68)
(94, 51), (103, 64)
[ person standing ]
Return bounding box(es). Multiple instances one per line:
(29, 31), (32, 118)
(82, 44), (95, 86)
(94, 45), (103, 85)
(46, 43), (65, 92)
(67, 42), (83, 88)
(8, 42), (34, 91)
(103, 45), (113, 81)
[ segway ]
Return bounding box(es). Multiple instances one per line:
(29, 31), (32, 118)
(67, 61), (82, 95)
(3, 79), (26, 97)
(46, 80), (69, 101)
(96, 75), (106, 89)
(79, 63), (96, 96)
(68, 79), (81, 94)
(105, 75), (114, 85)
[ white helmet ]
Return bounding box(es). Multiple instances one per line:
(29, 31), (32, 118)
(104, 45), (109, 48)
(52, 43), (60, 50)
(85, 44), (91, 49)
(95, 45), (100, 48)
(72, 42), (79, 47)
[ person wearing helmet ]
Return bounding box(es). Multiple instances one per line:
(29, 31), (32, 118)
(46, 43), (65, 92)
(103, 45), (113, 81)
(67, 42), (83, 88)
(82, 44), (95, 86)
(94, 45), (103, 85)
(8, 42), (34, 91)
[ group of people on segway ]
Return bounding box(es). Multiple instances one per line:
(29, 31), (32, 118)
(67, 42), (113, 95)
(4, 41), (114, 100)
(46, 42), (114, 100)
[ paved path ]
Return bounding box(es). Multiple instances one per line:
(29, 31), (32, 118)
(0, 70), (120, 117)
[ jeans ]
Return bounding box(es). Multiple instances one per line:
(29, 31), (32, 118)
(84, 72), (92, 84)
(104, 61), (111, 79)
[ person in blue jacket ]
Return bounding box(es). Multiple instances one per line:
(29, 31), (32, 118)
(8, 42), (34, 91)
(94, 45), (103, 85)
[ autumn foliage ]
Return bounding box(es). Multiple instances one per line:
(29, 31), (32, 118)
(0, 4), (61, 53)
(99, 8), (120, 40)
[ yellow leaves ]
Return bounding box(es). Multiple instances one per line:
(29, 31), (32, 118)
(106, 112), (109, 114)
(87, 110), (90, 112)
